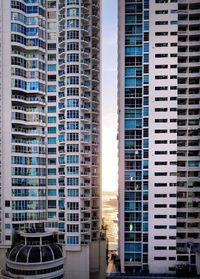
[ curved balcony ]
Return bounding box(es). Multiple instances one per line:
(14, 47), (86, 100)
(81, 3), (89, 12)
(80, 93), (90, 100)
(81, 26), (89, 35)
(58, 59), (65, 68)
(81, 14), (89, 23)
(59, 14), (65, 22)
(81, 48), (90, 57)
(81, 37), (90, 46)
(58, 48), (65, 58)
(59, 3), (65, 13)
(81, 104), (90, 110)
(81, 83), (90, 90)
(12, 128), (45, 137)
(80, 117), (89, 124)
(58, 91), (65, 100)
(80, 183), (90, 189)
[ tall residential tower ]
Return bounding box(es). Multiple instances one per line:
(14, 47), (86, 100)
(118, 0), (200, 275)
(0, 1), (105, 278)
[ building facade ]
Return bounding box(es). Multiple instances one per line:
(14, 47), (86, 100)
(0, 0), (104, 278)
(118, 0), (200, 275)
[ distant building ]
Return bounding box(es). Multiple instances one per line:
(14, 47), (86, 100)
(118, 0), (200, 275)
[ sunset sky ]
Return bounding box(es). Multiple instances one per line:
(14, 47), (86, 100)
(102, 0), (118, 192)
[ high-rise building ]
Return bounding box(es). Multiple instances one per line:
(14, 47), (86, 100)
(118, 0), (200, 275)
(0, 1), (105, 278)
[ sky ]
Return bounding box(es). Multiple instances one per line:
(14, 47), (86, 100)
(102, 0), (118, 192)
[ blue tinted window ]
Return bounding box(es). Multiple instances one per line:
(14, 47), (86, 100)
(144, 75), (149, 84)
(143, 223), (148, 232)
(48, 169), (56, 175)
(48, 85), (56, 92)
(48, 212), (56, 218)
(48, 179), (56, 185)
(144, 54), (149, 63)
(144, 22), (149, 31)
(48, 117), (56, 123)
(67, 236), (79, 244)
(48, 189), (56, 196)
(144, 43), (149, 52)
(144, 11), (149, 19)
(125, 119), (142, 129)
(48, 127), (56, 133)
(125, 78), (142, 87)
(143, 139), (149, 148)
(48, 137), (56, 144)
(125, 243), (141, 252)
(48, 64), (56, 71)
(48, 106), (56, 113)
(143, 107), (149, 116)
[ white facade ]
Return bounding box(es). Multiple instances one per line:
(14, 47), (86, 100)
(148, 0), (178, 273)
(118, 0), (200, 275)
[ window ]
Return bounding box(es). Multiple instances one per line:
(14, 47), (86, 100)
(155, 97), (167, 101)
(155, 173), (167, 177)
(48, 117), (56, 123)
(155, 21), (168, 25)
(67, 224), (79, 232)
(171, 20), (177, 24)
(155, 10), (168, 14)
(67, 213), (79, 222)
(155, 43), (168, 47)
(67, 19), (79, 28)
(155, 75), (168, 79)
(155, 86), (168, 90)
(155, 32), (168, 36)
(154, 183), (167, 187)
(67, 236), (79, 244)
(5, 235), (11, 241)
(48, 96), (56, 103)
(67, 202), (79, 210)
(155, 215), (167, 219)
(48, 64), (56, 71)
(48, 200), (56, 208)
(48, 137), (56, 144)
(154, 246), (167, 250)
(155, 54), (168, 58)
(67, 189), (79, 197)
(5, 201), (10, 207)
(154, 225), (167, 229)
(155, 161), (167, 165)
(155, 194), (167, 198)
(48, 189), (56, 196)
(155, 108), (167, 112)
(155, 151), (167, 155)
(154, 236), (167, 239)
(48, 127), (56, 133)
(48, 168), (56, 175)
(48, 179), (56, 185)
(154, 200), (166, 206)
(67, 178), (79, 186)
(155, 0), (168, 2)
(47, 11), (56, 19)
(48, 85), (56, 92)
(48, 54), (56, 61)
(48, 1), (56, 8)
(48, 106), (56, 113)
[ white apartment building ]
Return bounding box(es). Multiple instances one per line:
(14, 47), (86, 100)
(118, 0), (200, 275)
(0, 1), (105, 279)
